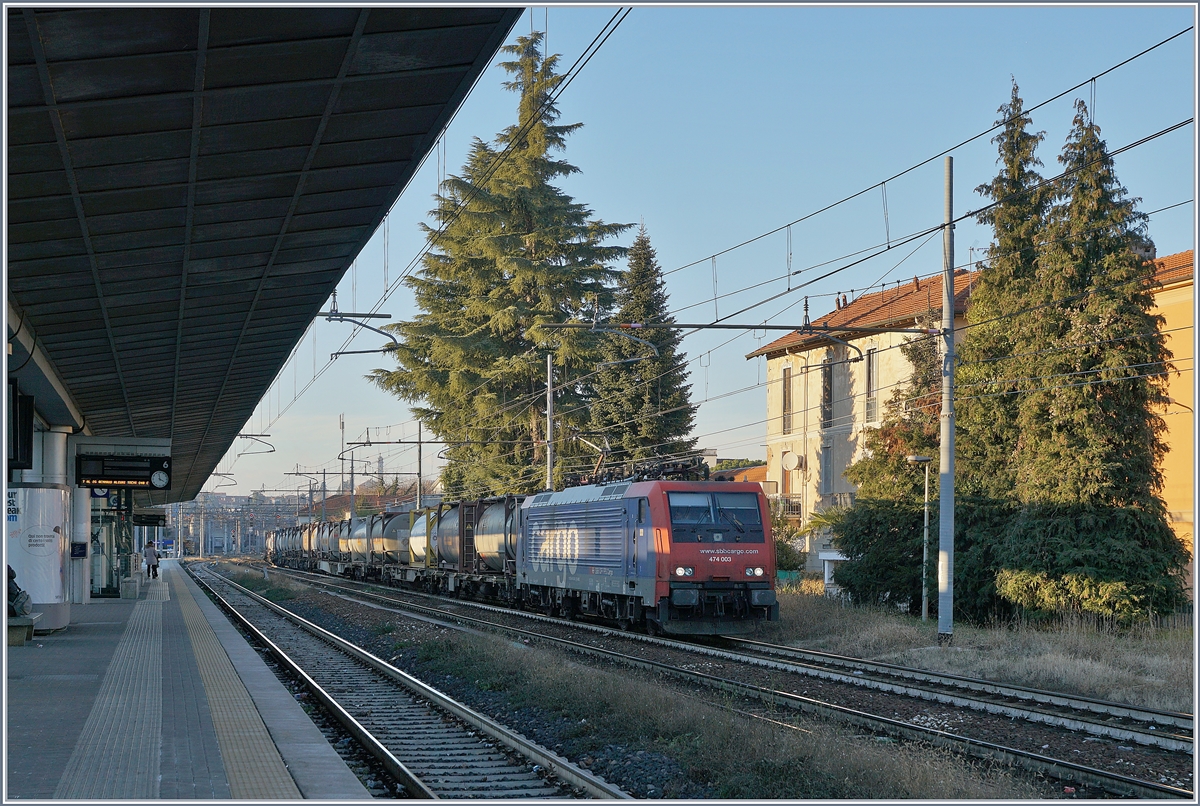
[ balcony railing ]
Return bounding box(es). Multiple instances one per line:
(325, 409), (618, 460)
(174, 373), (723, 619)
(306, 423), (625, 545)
(771, 491), (857, 519)
(770, 494), (806, 516)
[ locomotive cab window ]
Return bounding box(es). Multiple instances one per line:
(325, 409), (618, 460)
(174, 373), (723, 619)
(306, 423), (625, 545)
(668, 493), (714, 525)
(714, 493), (763, 527)
(669, 491), (765, 543)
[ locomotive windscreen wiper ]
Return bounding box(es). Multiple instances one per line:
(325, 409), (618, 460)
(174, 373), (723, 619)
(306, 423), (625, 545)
(716, 504), (745, 533)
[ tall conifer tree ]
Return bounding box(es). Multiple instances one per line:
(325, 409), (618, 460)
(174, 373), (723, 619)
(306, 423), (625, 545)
(589, 227), (697, 463)
(957, 81), (1051, 498)
(1014, 99), (1170, 508)
(370, 32), (629, 497)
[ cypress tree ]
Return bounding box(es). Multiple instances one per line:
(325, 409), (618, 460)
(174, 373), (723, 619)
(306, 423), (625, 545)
(370, 32), (629, 497)
(1015, 99), (1170, 508)
(957, 80), (1051, 498)
(588, 227), (697, 464)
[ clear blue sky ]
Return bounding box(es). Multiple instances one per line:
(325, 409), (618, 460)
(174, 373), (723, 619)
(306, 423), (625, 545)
(215, 4), (1196, 498)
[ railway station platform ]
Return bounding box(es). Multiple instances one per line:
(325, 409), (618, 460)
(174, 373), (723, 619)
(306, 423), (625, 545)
(6, 559), (369, 800)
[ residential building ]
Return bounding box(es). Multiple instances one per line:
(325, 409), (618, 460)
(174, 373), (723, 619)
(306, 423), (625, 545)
(1152, 250), (1194, 598)
(746, 250), (1194, 597)
(746, 269), (976, 580)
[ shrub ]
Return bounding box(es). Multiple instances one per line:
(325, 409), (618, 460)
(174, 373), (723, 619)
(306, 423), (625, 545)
(771, 510), (808, 572)
(829, 500), (926, 615)
(831, 497), (1189, 623)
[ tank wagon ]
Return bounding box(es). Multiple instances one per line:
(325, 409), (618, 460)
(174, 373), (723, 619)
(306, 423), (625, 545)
(267, 479), (778, 635)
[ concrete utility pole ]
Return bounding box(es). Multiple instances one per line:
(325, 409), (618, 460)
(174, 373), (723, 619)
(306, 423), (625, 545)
(546, 353), (554, 490)
(938, 156), (956, 644)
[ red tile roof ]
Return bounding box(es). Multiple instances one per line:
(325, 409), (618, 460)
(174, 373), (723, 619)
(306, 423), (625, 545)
(746, 250), (1193, 361)
(1153, 249), (1193, 289)
(711, 464), (767, 483)
(746, 269), (978, 359)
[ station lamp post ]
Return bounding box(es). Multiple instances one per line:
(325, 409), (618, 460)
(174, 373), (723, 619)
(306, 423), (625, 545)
(907, 455), (932, 622)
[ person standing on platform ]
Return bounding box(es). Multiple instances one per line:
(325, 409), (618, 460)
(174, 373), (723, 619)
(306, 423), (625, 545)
(143, 541), (160, 579)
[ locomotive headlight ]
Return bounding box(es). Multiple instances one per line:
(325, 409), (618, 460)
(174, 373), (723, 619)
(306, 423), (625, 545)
(754, 567), (764, 576)
(745, 567), (755, 577)
(745, 566), (765, 577)
(675, 566), (694, 577)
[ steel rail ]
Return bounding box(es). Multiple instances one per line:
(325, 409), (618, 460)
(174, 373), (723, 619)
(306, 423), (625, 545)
(194, 563), (631, 800)
(249, 564), (1192, 799)
(189, 565), (437, 798)
(724, 636), (1194, 731)
(255, 563), (1193, 751)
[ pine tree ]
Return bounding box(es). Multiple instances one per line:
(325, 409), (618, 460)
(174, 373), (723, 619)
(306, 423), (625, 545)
(1014, 99), (1170, 508)
(957, 81), (1052, 498)
(589, 227), (697, 464)
(369, 32), (630, 497)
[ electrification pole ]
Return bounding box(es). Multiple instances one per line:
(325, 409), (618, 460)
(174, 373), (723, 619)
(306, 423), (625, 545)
(938, 155), (956, 645)
(416, 423), (423, 509)
(546, 353), (554, 490)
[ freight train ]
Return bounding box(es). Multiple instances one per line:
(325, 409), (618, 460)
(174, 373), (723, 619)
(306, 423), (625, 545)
(266, 475), (778, 635)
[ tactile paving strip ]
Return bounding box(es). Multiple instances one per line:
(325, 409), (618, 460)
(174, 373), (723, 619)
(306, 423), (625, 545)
(148, 575), (170, 601)
(171, 568), (302, 799)
(53, 600), (163, 799)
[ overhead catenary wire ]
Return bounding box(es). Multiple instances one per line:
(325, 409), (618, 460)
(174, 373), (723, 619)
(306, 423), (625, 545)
(655, 26), (1192, 282)
(240, 25), (1191, 494)
(254, 46), (1190, 448)
(226, 11), (634, 466)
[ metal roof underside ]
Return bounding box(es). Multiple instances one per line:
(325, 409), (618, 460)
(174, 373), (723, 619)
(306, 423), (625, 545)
(6, 7), (521, 505)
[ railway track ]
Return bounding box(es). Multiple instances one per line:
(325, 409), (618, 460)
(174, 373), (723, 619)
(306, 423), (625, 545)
(716, 636), (1193, 752)
(247, 562), (1194, 799)
(188, 562), (629, 799)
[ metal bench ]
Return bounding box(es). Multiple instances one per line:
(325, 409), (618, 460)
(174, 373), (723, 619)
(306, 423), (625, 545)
(7, 613), (43, 646)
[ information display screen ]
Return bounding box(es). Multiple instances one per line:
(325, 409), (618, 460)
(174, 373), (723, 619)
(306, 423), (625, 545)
(77, 455), (171, 490)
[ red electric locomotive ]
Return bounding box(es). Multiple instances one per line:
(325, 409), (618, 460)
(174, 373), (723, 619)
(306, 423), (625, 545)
(519, 478), (778, 635)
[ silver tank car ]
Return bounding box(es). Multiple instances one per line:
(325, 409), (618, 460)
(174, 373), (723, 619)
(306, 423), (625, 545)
(349, 518), (370, 565)
(474, 498), (518, 573)
(380, 512), (409, 565)
(436, 504), (460, 568)
(367, 514), (386, 563)
(409, 510), (431, 565)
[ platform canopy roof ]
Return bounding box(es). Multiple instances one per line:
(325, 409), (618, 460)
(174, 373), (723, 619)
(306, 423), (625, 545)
(6, 7), (522, 504)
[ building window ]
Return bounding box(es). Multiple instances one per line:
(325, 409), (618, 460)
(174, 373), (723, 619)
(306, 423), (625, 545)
(782, 365), (792, 435)
(865, 348), (878, 423)
(820, 354), (833, 429)
(819, 444), (833, 495)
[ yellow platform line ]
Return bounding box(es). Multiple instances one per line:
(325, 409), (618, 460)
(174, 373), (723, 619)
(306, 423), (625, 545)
(171, 567), (302, 799)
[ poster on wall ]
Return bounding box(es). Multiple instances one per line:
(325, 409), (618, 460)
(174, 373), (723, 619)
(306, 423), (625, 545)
(6, 487), (69, 604)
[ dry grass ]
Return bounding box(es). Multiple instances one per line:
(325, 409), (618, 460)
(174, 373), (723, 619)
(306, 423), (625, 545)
(222, 565), (305, 601)
(761, 592), (1195, 712)
(416, 632), (1039, 799)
